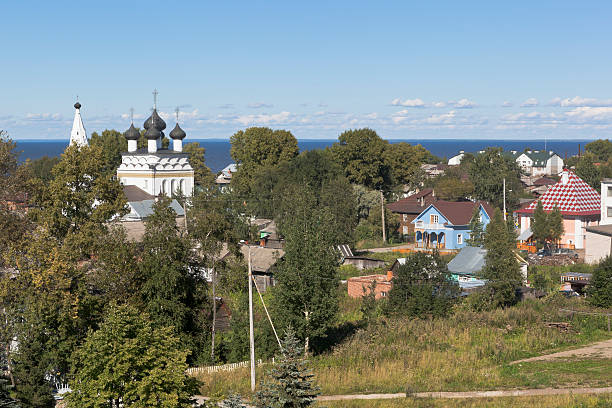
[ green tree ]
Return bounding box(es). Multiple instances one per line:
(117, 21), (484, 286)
(23, 156), (60, 183)
(531, 200), (549, 249)
(331, 128), (391, 190)
(575, 153), (601, 192)
(548, 205), (564, 247)
(34, 144), (127, 252)
(12, 321), (55, 408)
(587, 256), (612, 308)
(222, 394), (247, 408)
(386, 252), (459, 317)
(67, 304), (197, 408)
(273, 189), (339, 352)
(230, 127), (298, 198)
(383, 142), (431, 188)
(585, 139), (612, 162)
(466, 206), (485, 247)
(89, 129), (127, 174)
(138, 197), (210, 363)
(433, 176), (474, 201)
(255, 327), (320, 408)
(183, 142), (214, 188)
(531, 201), (564, 250)
(468, 147), (522, 210)
(480, 210), (523, 309)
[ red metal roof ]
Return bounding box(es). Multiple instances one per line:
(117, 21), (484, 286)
(431, 200), (495, 225)
(516, 170), (600, 216)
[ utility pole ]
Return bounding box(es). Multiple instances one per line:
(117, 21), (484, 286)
(503, 178), (507, 221)
(248, 245), (256, 392)
(210, 261), (216, 362)
(380, 190), (386, 243)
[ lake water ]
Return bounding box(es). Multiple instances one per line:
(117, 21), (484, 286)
(15, 139), (592, 173)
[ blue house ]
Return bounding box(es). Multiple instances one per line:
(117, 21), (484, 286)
(412, 200), (494, 250)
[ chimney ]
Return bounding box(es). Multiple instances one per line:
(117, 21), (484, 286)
(386, 270), (393, 281)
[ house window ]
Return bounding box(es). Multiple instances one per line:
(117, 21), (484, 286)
(402, 214), (408, 221)
(457, 234), (463, 245)
(430, 214), (439, 224)
(608, 207), (612, 217)
(380, 292), (387, 297)
(402, 226), (409, 235)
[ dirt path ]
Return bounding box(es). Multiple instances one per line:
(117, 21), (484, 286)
(195, 386), (612, 405)
(509, 338), (612, 365)
(317, 387), (612, 401)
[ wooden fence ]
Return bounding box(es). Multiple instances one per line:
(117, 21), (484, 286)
(187, 359), (268, 375)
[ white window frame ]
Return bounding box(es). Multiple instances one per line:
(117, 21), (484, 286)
(608, 186), (612, 197)
(430, 214), (439, 224)
(457, 234), (463, 245)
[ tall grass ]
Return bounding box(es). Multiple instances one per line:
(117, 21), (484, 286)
(194, 295), (612, 397)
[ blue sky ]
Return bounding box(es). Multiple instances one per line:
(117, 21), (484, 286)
(2, 0), (612, 140)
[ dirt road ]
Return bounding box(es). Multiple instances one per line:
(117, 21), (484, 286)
(509, 338), (612, 365)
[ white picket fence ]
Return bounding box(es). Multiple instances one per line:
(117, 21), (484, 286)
(187, 358), (273, 375)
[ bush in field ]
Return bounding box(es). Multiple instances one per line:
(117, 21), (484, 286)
(588, 255), (612, 308)
(386, 251), (459, 317)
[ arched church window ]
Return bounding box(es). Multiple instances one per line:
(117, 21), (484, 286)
(180, 179), (185, 194)
(171, 179), (176, 196)
(161, 179), (167, 195)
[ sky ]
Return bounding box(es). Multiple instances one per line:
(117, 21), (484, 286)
(2, 0), (612, 140)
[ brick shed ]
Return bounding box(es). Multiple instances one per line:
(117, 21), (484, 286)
(347, 271), (393, 300)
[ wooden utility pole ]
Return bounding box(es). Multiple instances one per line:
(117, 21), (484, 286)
(503, 178), (507, 221)
(210, 262), (216, 362)
(248, 246), (256, 392)
(381, 190), (386, 243)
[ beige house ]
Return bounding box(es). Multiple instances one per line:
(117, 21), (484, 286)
(585, 225), (612, 264)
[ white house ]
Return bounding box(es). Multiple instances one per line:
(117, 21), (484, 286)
(600, 178), (612, 225)
(513, 150), (564, 176)
(448, 151), (465, 166)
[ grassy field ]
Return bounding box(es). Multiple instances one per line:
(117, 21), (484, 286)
(318, 393), (612, 408)
(195, 295), (612, 399)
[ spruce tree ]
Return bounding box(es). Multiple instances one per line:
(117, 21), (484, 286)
(255, 327), (320, 408)
(221, 394), (247, 408)
(138, 197), (210, 363)
(466, 206), (485, 247)
(481, 210), (523, 308)
(548, 205), (564, 249)
(531, 200), (549, 249)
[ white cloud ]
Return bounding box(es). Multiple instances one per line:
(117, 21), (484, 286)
(452, 98), (476, 109)
(564, 106), (612, 123)
(24, 113), (63, 121)
(235, 111), (294, 126)
(417, 111), (457, 124)
(248, 102), (274, 109)
(391, 98), (426, 108)
(520, 98), (539, 107)
(549, 96), (612, 107)
(432, 101), (446, 108)
(502, 101), (513, 107)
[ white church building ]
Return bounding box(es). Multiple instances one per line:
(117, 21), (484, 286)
(117, 102), (194, 198)
(67, 96), (194, 228)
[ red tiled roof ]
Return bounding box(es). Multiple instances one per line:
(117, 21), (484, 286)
(123, 185), (154, 202)
(387, 189), (436, 214)
(430, 200), (495, 225)
(516, 170), (600, 216)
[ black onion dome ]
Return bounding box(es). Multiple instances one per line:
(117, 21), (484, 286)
(169, 123), (186, 140)
(143, 109), (166, 131)
(124, 124), (140, 140)
(74, 102), (82, 109)
(144, 125), (161, 140)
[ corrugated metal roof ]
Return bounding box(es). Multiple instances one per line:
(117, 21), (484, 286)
(447, 246), (487, 275)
